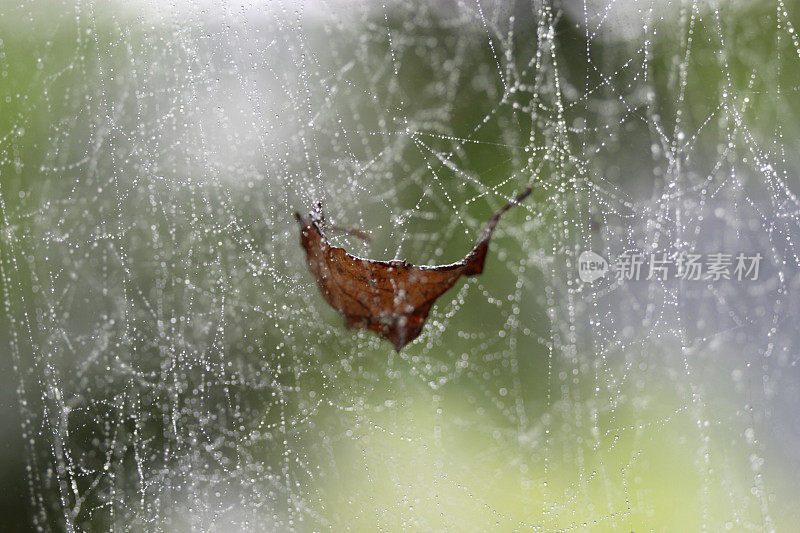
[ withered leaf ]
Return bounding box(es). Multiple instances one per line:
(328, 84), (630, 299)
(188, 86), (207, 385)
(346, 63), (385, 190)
(296, 186), (532, 351)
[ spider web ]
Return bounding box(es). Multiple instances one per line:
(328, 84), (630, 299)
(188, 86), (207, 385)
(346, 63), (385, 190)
(1, 0), (800, 531)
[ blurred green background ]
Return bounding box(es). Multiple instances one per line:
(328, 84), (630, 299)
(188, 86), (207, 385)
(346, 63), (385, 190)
(2, 0), (800, 531)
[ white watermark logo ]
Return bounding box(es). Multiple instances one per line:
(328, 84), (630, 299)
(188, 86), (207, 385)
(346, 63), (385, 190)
(577, 251), (763, 282)
(578, 250), (609, 282)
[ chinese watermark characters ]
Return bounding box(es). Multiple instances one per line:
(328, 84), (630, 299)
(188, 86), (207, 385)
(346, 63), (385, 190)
(578, 250), (763, 283)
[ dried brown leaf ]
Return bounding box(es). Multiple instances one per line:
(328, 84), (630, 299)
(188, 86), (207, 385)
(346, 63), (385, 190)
(296, 186), (532, 351)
